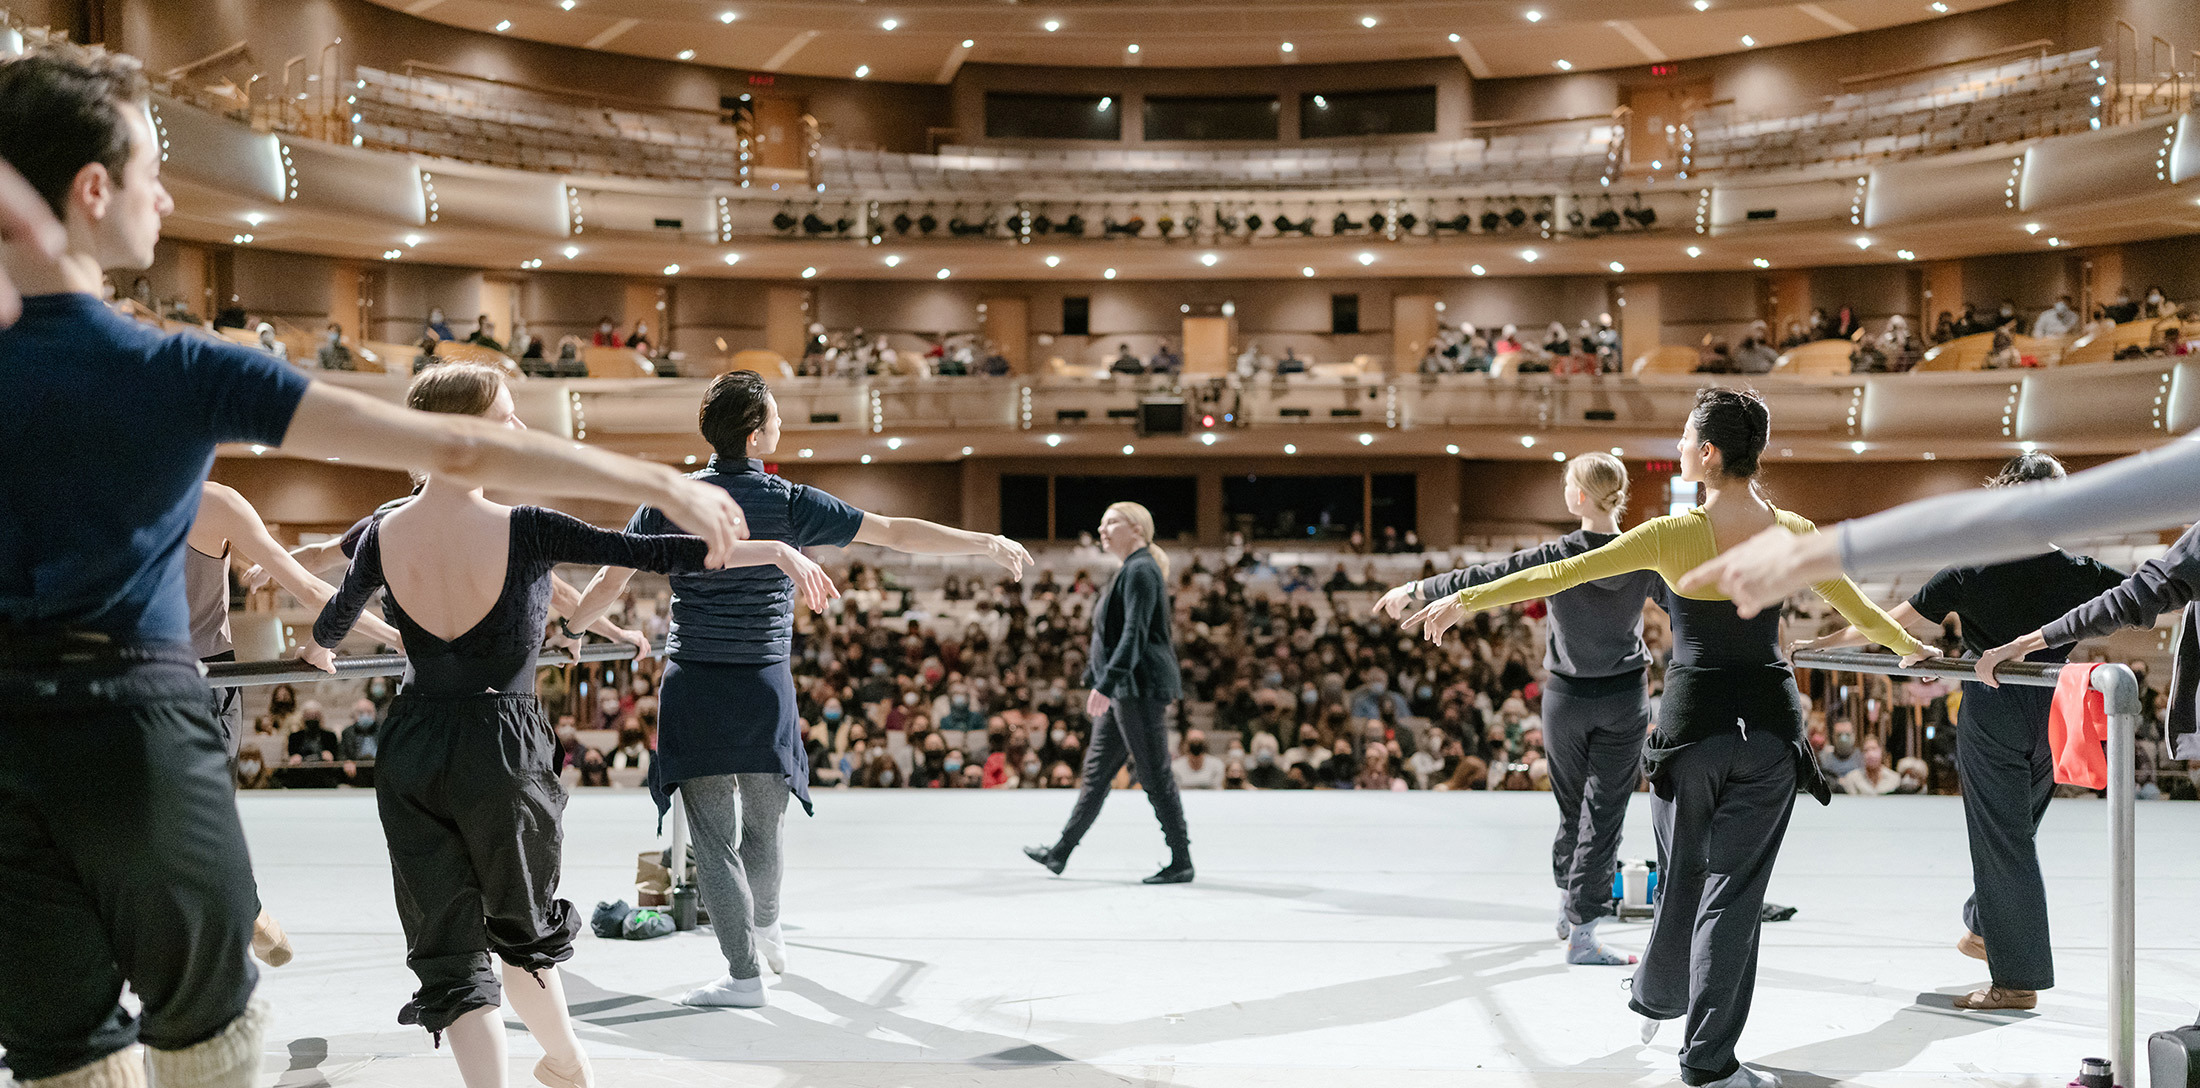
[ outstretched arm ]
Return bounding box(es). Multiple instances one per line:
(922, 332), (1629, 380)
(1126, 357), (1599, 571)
(1375, 540), (1570, 620)
(193, 483), (403, 647)
(1791, 600), (1940, 654)
(1403, 521), (1667, 643)
(853, 513), (1032, 580)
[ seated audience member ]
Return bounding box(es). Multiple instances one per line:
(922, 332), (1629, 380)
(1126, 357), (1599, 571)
(507, 320), (537, 361)
(2101, 287), (2140, 324)
(1275, 346), (1307, 375)
(2032, 295), (2080, 339)
(2143, 285), (2176, 318)
(1819, 725), (1863, 782)
(1848, 330), (1888, 374)
(1149, 340), (1182, 374)
(1356, 744), (1404, 791)
(627, 321), (654, 356)
(1778, 320), (1810, 350)
(1434, 755), (1488, 791)
(610, 725), (650, 770)
(1236, 341), (1266, 377)
(576, 748), (612, 787)
(1732, 323), (1779, 374)
(1245, 732), (1288, 789)
(1830, 305), (1860, 341)
(339, 699), (379, 762)
(288, 706), (340, 764)
(1695, 339), (1735, 374)
(1172, 729), (1225, 789)
(2153, 326), (2193, 357)
(315, 323), (353, 370)
(1894, 756), (1929, 795)
(859, 752), (902, 788)
(1992, 298), (2020, 331)
(1839, 737), (1903, 796)
(1954, 302), (1985, 337)
(467, 315), (504, 353)
(1931, 310), (1958, 344)
(254, 322), (286, 360)
(1223, 757), (1248, 789)
(1348, 670), (1408, 721)
(591, 316), (623, 347)
(424, 307), (455, 340)
(1046, 761), (1078, 788)
(554, 336), (586, 377)
(1319, 738), (1358, 789)
(1805, 308), (1830, 341)
(1982, 329), (2023, 369)
(1110, 342), (1144, 375)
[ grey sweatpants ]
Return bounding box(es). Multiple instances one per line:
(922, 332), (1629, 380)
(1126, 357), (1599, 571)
(1628, 726), (1797, 1087)
(681, 772), (788, 980)
(1541, 681), (1650, 925)
(1955, 682), (2056, 991)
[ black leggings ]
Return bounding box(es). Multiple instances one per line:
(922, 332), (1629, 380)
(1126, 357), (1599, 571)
(376, 692), (579, 1034)
(0, 662), (259, 1081)
(1056, 697), (1190, 853)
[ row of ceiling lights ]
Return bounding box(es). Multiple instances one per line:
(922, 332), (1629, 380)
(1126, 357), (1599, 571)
(504, 2), (1960, 77)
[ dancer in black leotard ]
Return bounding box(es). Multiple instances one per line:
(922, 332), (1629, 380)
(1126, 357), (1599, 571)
(306, 363), (802, 1088)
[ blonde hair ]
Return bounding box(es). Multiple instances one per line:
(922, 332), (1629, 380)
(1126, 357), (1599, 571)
(1564, 452), (1630, 520)
(1106, 501), (1171, 580)
(405, 361), (505, 417)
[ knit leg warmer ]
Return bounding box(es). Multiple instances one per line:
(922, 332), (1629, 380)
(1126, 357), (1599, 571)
(146, 994), (268, 1088)
(19, 1046), (147, 1088)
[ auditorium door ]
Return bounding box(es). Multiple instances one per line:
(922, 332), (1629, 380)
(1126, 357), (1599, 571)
(1623, 81), (1712, 173)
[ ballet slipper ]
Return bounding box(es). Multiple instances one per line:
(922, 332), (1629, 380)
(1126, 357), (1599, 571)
(21, 1044), (146, 1088)
(1956, 931), (1988, 962)
(1639, 1016), (1661, 1045)
(251, 908), (294, 967)
(533, 1053), (594, 1088)
(680, 975), (766, 1008)
(1953, 985), (2036, 1010)
(144, 994), (268, 1088)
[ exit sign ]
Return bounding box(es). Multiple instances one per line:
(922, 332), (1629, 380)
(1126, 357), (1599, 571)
(1645, 459), (1679, 472)
(748, 73), (775, 86)
(1650, 64), (1678, 76)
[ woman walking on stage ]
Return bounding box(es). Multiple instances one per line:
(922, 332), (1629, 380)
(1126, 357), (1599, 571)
(304, 362), (798, 1088)
(1377, 452), (1664, 966)
(1796, 452), (2126, 1011)
(1407, 389), (1934, 1088)
(1025, 501), (1193, 885)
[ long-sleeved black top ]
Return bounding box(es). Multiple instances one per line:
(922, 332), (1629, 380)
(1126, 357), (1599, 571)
(1416, 529), (1665, 686)
(1085, 546), (1181, 702)
(314, 505), (708, 697)
(2040, 522), (2199, 759)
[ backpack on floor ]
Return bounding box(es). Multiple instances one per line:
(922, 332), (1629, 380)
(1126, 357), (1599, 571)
(2151, 1014), (2200, 1088)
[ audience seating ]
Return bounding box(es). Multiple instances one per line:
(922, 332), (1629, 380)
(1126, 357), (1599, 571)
(1630, 345), (1699, 375)
(583, 346), (657, 378)
(1772, 339), (1857, 376)
(432, 339), (523, 377)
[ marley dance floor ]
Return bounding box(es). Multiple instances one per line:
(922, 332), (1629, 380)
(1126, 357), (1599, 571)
(224, 788), (2200, 1087)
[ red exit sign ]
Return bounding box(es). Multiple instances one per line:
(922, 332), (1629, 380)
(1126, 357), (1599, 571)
(1644, 459), (1679, 472)
(748, 73), (775, 86)
(1650, 64), (1678, 77)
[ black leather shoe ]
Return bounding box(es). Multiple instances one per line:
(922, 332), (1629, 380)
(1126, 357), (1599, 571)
(1143, 860), (1195, 885)
(1023, 844), (1067, 875)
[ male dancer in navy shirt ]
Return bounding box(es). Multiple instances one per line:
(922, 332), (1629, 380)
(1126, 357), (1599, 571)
(0, 45), (745, 1088)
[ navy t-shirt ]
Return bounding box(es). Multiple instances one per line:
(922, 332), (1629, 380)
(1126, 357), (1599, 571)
(626, 456), (863, 664)
(0, 294), (309, 649)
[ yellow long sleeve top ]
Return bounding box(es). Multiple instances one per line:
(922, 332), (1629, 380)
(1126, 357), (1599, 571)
(1449, 507), (1925, 664)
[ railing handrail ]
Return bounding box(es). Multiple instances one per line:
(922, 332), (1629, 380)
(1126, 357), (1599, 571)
(204, 638), (657, 689)
(1795, 648), (2138, 1086)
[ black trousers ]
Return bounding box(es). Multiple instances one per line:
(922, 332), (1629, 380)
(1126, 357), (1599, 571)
(1056, 696), (1189, 854)
(1542, 677), (1650, 925)
(1955, 682), (2056, 990)
(0, 662), (259, 1081)
(1629, 726), (1798, 1087)
(376, 692), (580, 1035)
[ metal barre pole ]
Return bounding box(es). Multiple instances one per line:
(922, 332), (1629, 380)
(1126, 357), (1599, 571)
(1794, 650), (2143, 1087)
(202, 639), (661, 689)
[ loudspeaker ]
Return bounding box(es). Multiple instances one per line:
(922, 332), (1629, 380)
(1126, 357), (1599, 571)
(1137, 398), (1185, 437)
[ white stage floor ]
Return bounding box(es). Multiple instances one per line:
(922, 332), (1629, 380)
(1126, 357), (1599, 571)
(234, 788), (2200, 1087)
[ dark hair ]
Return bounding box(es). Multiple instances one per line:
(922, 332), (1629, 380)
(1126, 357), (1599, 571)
(1987, 451), (2065, 488)
(0, 46), (150, 218)
(699, 369), (772, 459)
(406, 362), (504, 416)
(1688, 387), (1771, 478)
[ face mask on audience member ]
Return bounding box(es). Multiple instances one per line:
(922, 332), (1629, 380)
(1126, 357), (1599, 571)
(904, 692), (919, 707)
(871, 660), (891, 678)
(1256, 751), (1275, 767)
(951, 694), (969, 709)
(944, 756), (963, 774)
(1187, 739), (1207, 756)
(1368, 680), (1387, 695)
(878, 770), (897, 786)
(1417, 684), (1434, 702)
(1300, 688), (1318, 706)
(824, 706), (843, 724)
(237, 754), (262, 780)
(1023, 758), (1042, 777)
(355, 710), (375, 727)
(2148, 291), (2164, 305)
(1050, 729), (1067, 746)
(1264, 670), (1283, 688)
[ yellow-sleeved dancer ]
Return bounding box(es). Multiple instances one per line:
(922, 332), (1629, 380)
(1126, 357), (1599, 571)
(1409, 388), (1935, 1088)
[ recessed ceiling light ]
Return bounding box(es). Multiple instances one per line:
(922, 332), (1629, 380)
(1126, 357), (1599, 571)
(1280, 41), (1295, 52)
(1897, 249), (1917, 260)
(723, 252), (740, 265)
(1045, 434), (1063, 447)
(886, 437), (903, 450)
(801, 266), (818, 278)
(960, 446), (972, 456)
(1360, 15), (1378, 28)
(1554, 59), (1573, 70)
(1930, 1), (1948, 11)
(1103, 268), (1117, 279)
(1357, 432), (1375, 445)
(663, 263), (680, 275)
(1520, 435), (1536, 448)
(1850, 441), (1867, 454)
(1045, 255), (1061, 267)
(560, 0), (575, 9)
(403, 233), (422, 246)
(1685, 245), (1701, 257)
(936, 268), (952, 279)
(1445, 443), (1460, 455)
(1097, 96), (1112, 111)
(1740, 34), (1756, 46)
(720, 11), (737, 23)
(243, 211), (265, 226)
(1525, 10), (1543, 22)
(1854, 237), (1872, 249)
(1122, 444), (1135, 455)
(1608, 261), (1625, 272)
(1200, 253), (1219, 267)
(677, 49), (696, 60)
(860, 455), (873, 464)
(1520, 248), (1539, 262)
(685, 455), (698, 465)
(1694, 0), (1710, 9)
(1357, 252), (1376, 265)
(962, 38), (974, 48)
(1285, 443), (1298, 455)
(2047, 237), (2062, 247)
(1552, 451), (1568, 462)
(1127, 43), (1140, 53)
(1043, 19), (1061, 32)
(1469, 263), (1486, 275)
(1449, 32), (1461, 42)
(2023, 222), (2042, 234)
(855, 65), (871, 77)
(1200, 433), (1218, 446)
(495, 19), (512, 32)
(1612, 447), (1625, 456)
(880, 18), (898, 30)
(562, 245), (579, 258)
(883, 255), (901, 267)
(1752, 257), (1771, 268)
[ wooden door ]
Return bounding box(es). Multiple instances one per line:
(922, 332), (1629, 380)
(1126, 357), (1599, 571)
(1623, 80), (1712, 173)
(752, 97), (809, 172)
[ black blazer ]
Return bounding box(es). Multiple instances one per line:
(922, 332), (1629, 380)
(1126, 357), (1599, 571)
(1085, 547), (1181, 702)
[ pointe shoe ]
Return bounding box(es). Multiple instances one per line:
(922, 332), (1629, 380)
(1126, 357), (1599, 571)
(1956, 931), (1988, 962)
(1023, 844), (1068, 875)
(752, 920), (786, 974)
(534, 1053), (594, 1088)
(252, 908), (294, 967)
(1953, 984), (2036, 1010)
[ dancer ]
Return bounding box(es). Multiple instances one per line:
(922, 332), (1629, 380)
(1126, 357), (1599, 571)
(1679, 432), (2200, 614)
(1023, 501), (1193, 885)
(1405, 390), (1933, 1088)
(567, 369), (1030, 1007)
(1794, 453), (2126, 1010)
(188, 480), (404, 969)
(302, 363), (806, 1087)
(0, 45), (741, 1088)
(1376, 452), (1663, 966)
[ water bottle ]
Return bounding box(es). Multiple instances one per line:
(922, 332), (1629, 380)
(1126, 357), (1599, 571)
(671, 884), (699, 932)
(2072, 1057), (2111, 1088)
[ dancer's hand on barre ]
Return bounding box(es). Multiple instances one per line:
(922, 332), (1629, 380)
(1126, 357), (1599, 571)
(295, 642), (337, 674)
(1897, 645), (1942, 669)
(659, 478), (751, 566)
(1373, 583), (1418, 621)
(1973, 630), (2048, 688)
(985, 534), (1035, 580)
(1087, 689), (1111, 717)
(240, 564), (272, 592)
(0, 159), (66, 328)
(1402, 597), (1467, 644)
(606, 623), (652, 660)
(1677, 525), (1842, 618)
(774, 543), (842, 613)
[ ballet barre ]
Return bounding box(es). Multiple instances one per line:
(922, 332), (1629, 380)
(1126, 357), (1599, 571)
(1793, 649), (2142, 1088)
(200, 638), (662, 689)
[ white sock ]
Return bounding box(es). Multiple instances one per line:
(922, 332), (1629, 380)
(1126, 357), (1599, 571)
(680, 974), (766, 1008)
(753, 920), (786, 974)
(1566, 917), (1635, 966)
(1640, 1016), (1661, 1045)
(1702, 1064), (1781, 1088)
